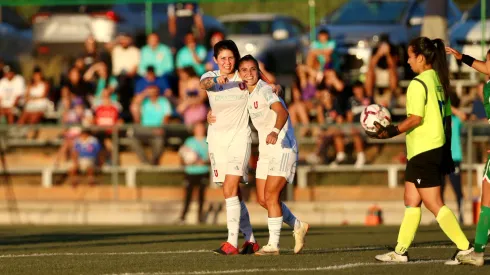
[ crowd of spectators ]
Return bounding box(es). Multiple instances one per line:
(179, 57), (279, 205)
(0, 7), (486, 175)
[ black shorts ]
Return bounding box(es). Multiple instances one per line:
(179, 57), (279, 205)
(405, 147), (444, 188)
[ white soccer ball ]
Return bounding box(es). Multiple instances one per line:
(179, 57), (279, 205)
(178, 146), (198, 165)
(360, 104), (392, 133)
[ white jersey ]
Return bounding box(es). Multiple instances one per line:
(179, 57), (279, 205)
(201, 70), (251, 144)
(247, 80), (297, 153)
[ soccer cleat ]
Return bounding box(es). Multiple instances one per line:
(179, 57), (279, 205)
(293, 221), (309, 254)
(444, 246), (474, 265)
(239, 241), (260, 255)
(213, 242), (239, 255)
(254, 244), (280, 256)
(456, 251), (484, 266)
(375, 251), (408, 262)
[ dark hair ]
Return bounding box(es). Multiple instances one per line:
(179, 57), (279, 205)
(182, 66), (197, 78)
(213, 40), (241, 70)
(146, 65), (155, 74)
(409, 37), (450, 99)
(352, 80), (364, 88)
(31, 66), (44, 84)
(318, 29), (329, 37)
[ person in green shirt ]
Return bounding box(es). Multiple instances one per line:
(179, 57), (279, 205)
(446, 46), (490, 266)
(368, 37), (471, 264)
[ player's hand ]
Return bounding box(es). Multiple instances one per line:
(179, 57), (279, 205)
(366, 122), (400, 139)
(266, 132), (278, 145)
(445, 46), (462, 60)
(270, 84), (282, 96)
(215, 76), (228, 85)
(207, 110), (216, 124)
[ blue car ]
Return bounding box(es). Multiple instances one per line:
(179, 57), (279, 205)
(319, 0), (461, 79)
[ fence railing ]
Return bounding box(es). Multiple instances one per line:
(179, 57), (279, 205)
(0, 120), (488, 202)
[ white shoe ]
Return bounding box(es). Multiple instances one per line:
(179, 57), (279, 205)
(306, 153), (321, 164)
(444, 247), (474, 265)
(254, 243), (280, 256)
(355, 153), (366, 168)
(456, 251), (484, 266)
(293, 221), (309, 254)
(375, 251), (408, 262)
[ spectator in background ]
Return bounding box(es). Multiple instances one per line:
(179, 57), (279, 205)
(112, 33), (140, 120)
(83, 62), (118, 104)
(318, 66), (345, 124)
(93, 90), (123, 165)
(129, 85), (172, 165)
(54, 97), (93, 168)
(441, 94), (466, 224)
(307, 29), (336, 72)
(138, 33), (174, 77)
(364, 40), (399, 107)
(176, 32), (207, 76)
(131, 66), (173, 123)
(69, 129), (102, 187)
(205, 30), (225, 71)
(0, 65), (25, 124)
(176, 67), (207, 126)
(177, 122), (209, 224)
(470, 81), (490, 162)
(168, 1), (205, 52)
(60, 67), (92, 110)
(288, 66), (316, 137)
(18, 67), (50, 126)
(335, 81), (372, 167)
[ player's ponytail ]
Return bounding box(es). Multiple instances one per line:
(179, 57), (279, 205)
(409, 37), (450, 99)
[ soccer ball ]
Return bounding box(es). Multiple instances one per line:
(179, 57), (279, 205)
(360, 104), (392, 133)
(178, 146), (198, 165)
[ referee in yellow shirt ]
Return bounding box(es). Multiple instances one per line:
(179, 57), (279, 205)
(368, 37), (472, 264)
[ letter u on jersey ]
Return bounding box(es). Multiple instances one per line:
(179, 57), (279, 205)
(239, 82), (247, 90)
(253, 101), (258, 109)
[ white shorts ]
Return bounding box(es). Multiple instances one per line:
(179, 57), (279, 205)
(256, 143), (298, 184)
(208, 138), (251, 184)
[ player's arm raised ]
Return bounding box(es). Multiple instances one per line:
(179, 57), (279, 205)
(446, 46), (490, 75)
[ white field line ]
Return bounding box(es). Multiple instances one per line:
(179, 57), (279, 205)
(0, 245), (456, 258)
(104, 258), (490, 275)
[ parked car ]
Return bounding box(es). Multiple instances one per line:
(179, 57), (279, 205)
(320, 0), (461, 79)
(0, 7), (32, 65)
(219, 13), (309, 77)
(31, 4), (224, 57)
(449, 0), (490, 74)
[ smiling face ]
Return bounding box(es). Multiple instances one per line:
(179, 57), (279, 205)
(238, 60), (259, 86)
(214, 49), (235, 75)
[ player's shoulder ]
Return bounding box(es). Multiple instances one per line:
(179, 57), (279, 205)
(257, 80), (272, 93)
(408, 77), (428, 92)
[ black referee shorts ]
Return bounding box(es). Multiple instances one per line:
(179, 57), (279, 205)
(405, 146), (444, 188)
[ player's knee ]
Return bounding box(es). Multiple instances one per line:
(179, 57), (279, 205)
(264, 192), (279, 208)
(257, 198), (268, 209)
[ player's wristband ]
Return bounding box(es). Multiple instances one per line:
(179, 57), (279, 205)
(461, 54), (475, 67)
(213, 77), (218, 83)
(272, 128), (280, 134)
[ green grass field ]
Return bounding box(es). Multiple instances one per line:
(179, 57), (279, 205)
(0, 225), (488, 275)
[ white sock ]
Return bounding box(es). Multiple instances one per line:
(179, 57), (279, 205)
(336, 152), (346, 162)
(268, 216), (283, 248)
(239, 201), (256, 243)
(225, 196), (240, 248)
(281, 202), (298, 229)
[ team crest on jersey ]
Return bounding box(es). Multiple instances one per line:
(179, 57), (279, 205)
(253, 101), (258, 109)
(219, 85), (223, 91)
(238, 82), (247, 90)
(214, 170), (219, 177)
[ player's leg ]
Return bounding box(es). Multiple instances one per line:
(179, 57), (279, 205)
(459, 159), (490, 266)
(255, 175), (287, 256)
(208, 142), (240, 255)
(375, 181), (421, 262)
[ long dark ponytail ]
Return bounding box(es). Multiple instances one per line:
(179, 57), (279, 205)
(409, 37), (450, 99)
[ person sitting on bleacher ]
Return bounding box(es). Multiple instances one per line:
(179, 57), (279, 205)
(83, 62), (118, 106)
(60, 67), (93, 111)
(175, 66), (207, 126)
(131, 66), (173, 123)
(0, 65), (25, 124)
(70, 129), (102, 187)
(18, 67), (51, 127)
(129, 85), (173, 165)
